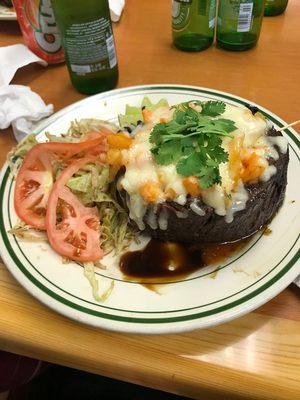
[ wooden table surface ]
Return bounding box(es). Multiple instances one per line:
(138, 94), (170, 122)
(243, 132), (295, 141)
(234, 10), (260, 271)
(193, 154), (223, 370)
(0, 1), (300, 399)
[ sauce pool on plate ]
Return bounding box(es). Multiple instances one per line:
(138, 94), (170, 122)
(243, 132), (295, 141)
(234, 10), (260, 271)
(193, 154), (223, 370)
(120, 238), (249, 282)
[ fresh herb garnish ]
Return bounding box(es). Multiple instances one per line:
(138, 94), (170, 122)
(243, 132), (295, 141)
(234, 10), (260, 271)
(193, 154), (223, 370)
(150, 101), (236, 189)
(200, 100), (226, 117)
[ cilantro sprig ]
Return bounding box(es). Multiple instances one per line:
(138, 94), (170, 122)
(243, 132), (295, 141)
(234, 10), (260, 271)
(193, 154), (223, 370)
(150, 101), (236, 189)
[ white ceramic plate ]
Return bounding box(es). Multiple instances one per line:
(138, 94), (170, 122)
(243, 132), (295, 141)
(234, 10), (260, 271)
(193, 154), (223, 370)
(0, 85), (299, 334)
(0, 4), (16, 20)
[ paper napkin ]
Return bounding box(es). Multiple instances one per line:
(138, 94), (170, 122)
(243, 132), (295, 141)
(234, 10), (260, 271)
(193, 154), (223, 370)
(0, 44), (47, 87)
(0, 44), (53, 141)
(109, 0), (125, 22)
(0, 85), (53, 142)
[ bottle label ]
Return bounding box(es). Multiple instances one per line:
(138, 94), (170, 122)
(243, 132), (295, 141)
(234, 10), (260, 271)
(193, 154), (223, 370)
(172, 0), (192, 30)
(65, 17), (117, 76)
(172, 0), (216, 30)
(218, 0), (256, 32)
(237, 2), (253, 32)
(106, 35), (117, 68)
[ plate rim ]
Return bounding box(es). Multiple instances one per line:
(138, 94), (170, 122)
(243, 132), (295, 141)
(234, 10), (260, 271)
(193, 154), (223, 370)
(0, 84), (299, 334)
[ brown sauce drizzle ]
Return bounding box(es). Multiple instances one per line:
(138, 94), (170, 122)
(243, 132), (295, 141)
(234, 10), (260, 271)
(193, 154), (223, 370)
(120, 238), (249, 283)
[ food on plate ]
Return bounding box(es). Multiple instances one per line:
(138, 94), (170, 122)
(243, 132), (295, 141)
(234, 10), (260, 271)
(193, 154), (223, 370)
(117, 99), (289, 243)
(9, 97), (289, 299)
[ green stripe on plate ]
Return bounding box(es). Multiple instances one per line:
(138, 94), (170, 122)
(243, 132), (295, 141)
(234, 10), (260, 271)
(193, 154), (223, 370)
(4, 142), (300, 315)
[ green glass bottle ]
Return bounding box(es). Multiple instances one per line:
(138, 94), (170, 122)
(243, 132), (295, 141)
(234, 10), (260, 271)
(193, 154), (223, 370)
(264, 0), (288, 16)
(172, 0), (216, 51)
(51, 0), (118, 95)
(216, 0), (265, 51)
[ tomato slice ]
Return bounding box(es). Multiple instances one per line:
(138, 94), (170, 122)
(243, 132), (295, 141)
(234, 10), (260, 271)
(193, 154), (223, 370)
(45, 157), (103, 262)
(14, 135), (108, 230)
(14, 146), (53, 230)
(80, 131), (110, 158)
(37, 136), (108, 159)
(82, 128), (113, 142)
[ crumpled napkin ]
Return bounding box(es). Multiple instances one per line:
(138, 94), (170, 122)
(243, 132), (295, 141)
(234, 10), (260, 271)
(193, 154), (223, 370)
(0, 44), (47, 86)
(0, 44), (53, 141)
(0, 85), (53, 142)
(109, 0), (125, 22)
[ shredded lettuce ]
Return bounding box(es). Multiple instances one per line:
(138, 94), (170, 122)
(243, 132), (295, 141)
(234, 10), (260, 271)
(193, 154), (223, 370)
(118, 97), (169, 128)
(67, 164), (109, 203)
(8, 220), (47, 242)
(44, 119), (118, 143)
(45, 132), (79, 143)
(66, 164), (136, 255)
(84, 262), (114, 302)
(142, 97), (169, 110)
(66, 173), (92, 193)
(8, 105), (166, 302)
(67, 118), (118, 138)
(7, 134), (38, 176)
(118, 104), (143, 128)
(97, 201), (135, 254)
(12, 134), (38, 158)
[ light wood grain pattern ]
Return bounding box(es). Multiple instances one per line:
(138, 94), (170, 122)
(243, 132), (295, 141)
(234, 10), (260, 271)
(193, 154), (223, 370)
(0, 262), (300, 400)
(0, 1), (300, 399)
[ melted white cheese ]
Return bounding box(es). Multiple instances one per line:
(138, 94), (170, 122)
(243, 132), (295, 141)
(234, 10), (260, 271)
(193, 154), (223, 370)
(219, 161), (235, 195)
(225, 181), (249, 224)
(175, 194), (187, 205)
(158, 208), (168, 230)
(268, 136), (288, 154)
(145, 106), (174, 125)
(266, 145), (279, 161)
(120, 102), (285, 225)
(157, 164), (187, 201)
(120, 128), (158, 229)
(190, 200), (206, 216)
(175, 209), (189, 219)
(201, 185), (226, 216)
(222, 105), (268, 147)
(126, 193), (147, 230)
(146, 207), (158, 230)
(261, 165), (277, 182)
